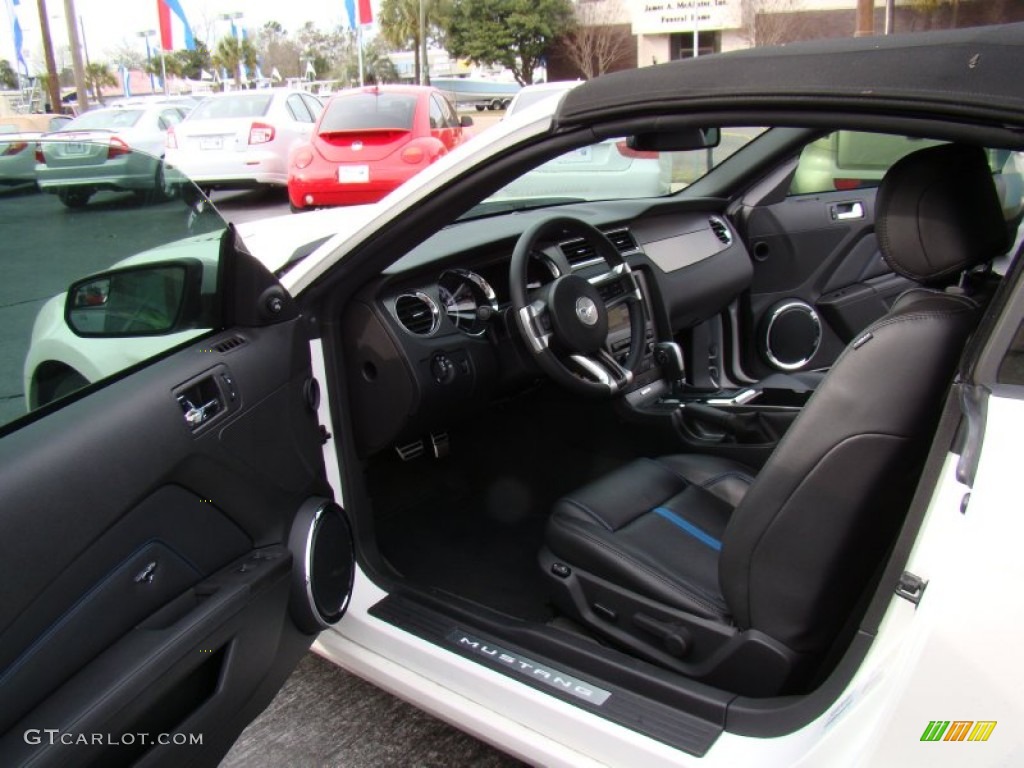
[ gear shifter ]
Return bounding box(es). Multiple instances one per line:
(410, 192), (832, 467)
(653, 341), (685, 392)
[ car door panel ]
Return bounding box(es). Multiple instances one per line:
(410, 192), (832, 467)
(738, 187), (912, 380)
(0, 315), (329, 766)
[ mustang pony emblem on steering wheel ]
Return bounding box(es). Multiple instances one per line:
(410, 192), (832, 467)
(575, 296), (599, 326)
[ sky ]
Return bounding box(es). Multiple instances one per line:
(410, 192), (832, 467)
(2, 0), (377, 74)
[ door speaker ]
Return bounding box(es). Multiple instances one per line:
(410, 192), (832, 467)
(761, 300), (821, 371)
(288, 499), (355, 634)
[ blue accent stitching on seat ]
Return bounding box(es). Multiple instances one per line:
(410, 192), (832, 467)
(652, 507), (722, 552)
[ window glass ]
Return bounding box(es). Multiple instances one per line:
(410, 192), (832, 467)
(476, 127), (767, 209)
(321, 93), (417, 132)
(428, 97), (444, 130)
(789, 131), (945, 195)
(189, 94), (273, 120)
(0, 139), (225, 432)
(301, 94), (324, 121)
(435, 95), (458, 128)
(64, 109), (144, 130)
(287, 94), (313, 123)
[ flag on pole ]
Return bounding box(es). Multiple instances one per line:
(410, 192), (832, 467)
(5, 0), (27, 77)
(358, 0), (373, 25)
(270, 67), (282, 82)
(120, 65), (131, 98)
(344, 0), (372, 27)
(157, 0), (195, 51)
(305, 60), (316, 79)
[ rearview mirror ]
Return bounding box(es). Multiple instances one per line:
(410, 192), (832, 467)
(627, 128), (720, 152)
(65, 259), (205, 337)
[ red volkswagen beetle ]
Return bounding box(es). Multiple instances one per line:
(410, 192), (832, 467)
(287, 85), (472, 211)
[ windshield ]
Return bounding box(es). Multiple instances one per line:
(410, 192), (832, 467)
(65, 110), (143, 131)
(190, 94), (273, 120)
(476, 126), (767, 213)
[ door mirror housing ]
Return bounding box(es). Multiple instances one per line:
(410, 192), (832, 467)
(65, 258), (207, 337)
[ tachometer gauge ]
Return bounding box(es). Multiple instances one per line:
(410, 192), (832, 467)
(438, 269), (498, 336)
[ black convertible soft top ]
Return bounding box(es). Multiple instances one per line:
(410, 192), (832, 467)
(557, 23), (1024, 131)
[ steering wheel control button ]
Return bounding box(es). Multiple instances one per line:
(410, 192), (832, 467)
(551, 562), (571, 578)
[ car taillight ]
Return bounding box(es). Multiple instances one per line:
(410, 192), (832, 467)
(108, 137), (131, 159)
(293, 148), (313, 169)
(166, 126), (177, 149)
(833, 178), (863, 190)
(249, 122), (275, 145)
(34, 143), (45, 164)
(615, 141), (659, 160)
(1, 141), (28, 157)
(401, 146), (425, 164)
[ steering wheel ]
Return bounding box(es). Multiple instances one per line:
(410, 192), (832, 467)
(510, 216), (646, 396)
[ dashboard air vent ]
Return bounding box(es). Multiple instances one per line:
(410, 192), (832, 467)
(394, 293), (439, 336)
(563, 228), (639, 269)
(212, 335), (247, 354)
(709, 216), (733, 246)
(605, 228), (639, 253)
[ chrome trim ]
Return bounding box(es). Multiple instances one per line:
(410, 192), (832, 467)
(764, 300), (822, 371)
(568, 350), (633, 394)
(708, 215), (733, 246)
(517, 300), (552, 353)
(394, 291), (440, 336)
(301, 502), (353, 626)
(707, 388), (761, 406)
(439, 269), (499, 337)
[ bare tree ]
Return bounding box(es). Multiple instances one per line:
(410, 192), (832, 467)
(561, 0), (632, 80)
(741, 0), (813, 47)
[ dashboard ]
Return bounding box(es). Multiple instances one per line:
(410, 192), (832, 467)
(339, 200), (753, 458)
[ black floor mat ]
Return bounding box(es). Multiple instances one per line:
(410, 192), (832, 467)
(369, 390), (634, 621)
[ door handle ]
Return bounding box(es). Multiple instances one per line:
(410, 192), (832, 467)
(830, 201), (864, 221)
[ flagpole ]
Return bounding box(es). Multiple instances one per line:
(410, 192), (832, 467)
(357, 24), (364, 86)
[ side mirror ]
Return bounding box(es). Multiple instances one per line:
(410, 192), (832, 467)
(460, 115), (474, 128)
(628, 127), (720, 152)
(65, 259), (206, 337)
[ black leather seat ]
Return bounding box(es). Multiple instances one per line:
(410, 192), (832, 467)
(540, 143), (1010, 696)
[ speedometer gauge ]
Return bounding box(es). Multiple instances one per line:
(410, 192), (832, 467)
(438, 269), (498, 336)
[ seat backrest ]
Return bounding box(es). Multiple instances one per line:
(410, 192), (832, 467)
(719, 143), (1009, 655)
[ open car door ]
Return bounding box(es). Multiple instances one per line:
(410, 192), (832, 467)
(0, 144), (351, 767)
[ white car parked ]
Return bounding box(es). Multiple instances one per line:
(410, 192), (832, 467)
(164, 89), (323, 194)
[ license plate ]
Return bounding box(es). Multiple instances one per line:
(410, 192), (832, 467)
(557, 146), (592, 164)
(338, 165), (369, 183)
(64, 142), (87, 155)
(200, 137), (223, 150)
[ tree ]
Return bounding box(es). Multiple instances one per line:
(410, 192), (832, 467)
(296, 22), (352, 81)
(340, 38), (400, 85)
(741, 0), (813, 47)
(213, 35), (258, 85)
(84, 62), (117, 105)
(255, 21), (302, 80)
(105, 42), (146, 71)
(446, 0), (575, 85)
(173, 40), (213, 81)
(379, 0), (451, 83)
(561, 0), (632, 79)
(0, 59), (18, 89)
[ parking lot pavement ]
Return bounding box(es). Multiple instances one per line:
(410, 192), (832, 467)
(221, 652), (527, 767)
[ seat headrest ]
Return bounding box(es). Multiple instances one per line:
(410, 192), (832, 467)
(876, 143), (1008, 285)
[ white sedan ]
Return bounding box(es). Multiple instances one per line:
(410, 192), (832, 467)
(164, 89), (323, 194)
